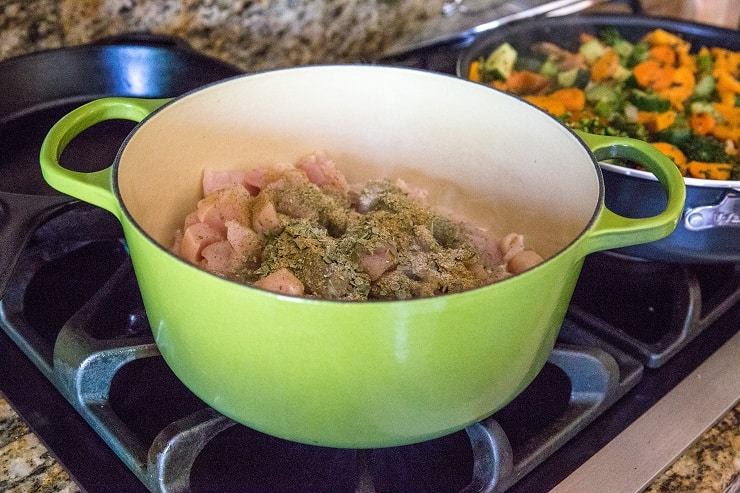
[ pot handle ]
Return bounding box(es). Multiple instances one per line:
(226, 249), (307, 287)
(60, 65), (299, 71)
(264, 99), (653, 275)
(576, 131), (686, 254)
(40, 97), (170, 217)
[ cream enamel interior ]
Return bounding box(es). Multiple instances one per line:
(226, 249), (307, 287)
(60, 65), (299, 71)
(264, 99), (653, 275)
(116, 66), (601, 259)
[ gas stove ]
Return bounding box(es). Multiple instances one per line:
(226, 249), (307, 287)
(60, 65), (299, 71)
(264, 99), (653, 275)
(2, 190), (738, 493)
(1, 4), (739, 493)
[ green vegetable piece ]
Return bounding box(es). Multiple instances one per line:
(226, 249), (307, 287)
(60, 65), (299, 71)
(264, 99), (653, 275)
(580, 39), (606, 64)
(484, 42), (518, 80)
(612, 40), (635, 61)
(598, 27), (621, 44)
(586, 84), (619, 104)
(690, 101), (723, 121)
(693, 74), (716, 99)
(629, 89), (671, 112)
(656, 127), (692, 147)
(627, 42), (651, 67)
(696, 53), (713, 74)
(622, 74), (638, 90)
(557, 67), (590, 88)
(514, 56), (543, 72)
(539, 59), (558, 77)
(585, 84), (621, 117)
(681, 134), (731, 163)
(612, 65), (633, 82)
(600, 27), (634, 61)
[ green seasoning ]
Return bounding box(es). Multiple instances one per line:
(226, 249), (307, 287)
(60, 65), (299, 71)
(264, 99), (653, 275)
(247, 178), (491, 301)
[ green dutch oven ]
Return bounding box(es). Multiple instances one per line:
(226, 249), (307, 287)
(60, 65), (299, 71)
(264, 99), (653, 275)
(40, 66), (685, 448)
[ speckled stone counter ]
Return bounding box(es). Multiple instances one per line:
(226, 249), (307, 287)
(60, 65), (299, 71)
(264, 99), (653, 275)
(0, 0), (444, 72)
(0, 397), (79, 493)
(645, 403), (739, 493)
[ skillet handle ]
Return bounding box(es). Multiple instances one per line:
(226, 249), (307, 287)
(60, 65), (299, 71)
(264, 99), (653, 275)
(40, 97), (170, 217)
(576, 131), (686, 255)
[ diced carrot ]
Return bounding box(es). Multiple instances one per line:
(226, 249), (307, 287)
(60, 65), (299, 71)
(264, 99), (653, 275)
(524, 95), (567, 116)
(711, 47), (740, 75)
(591, 49), (620, 82)
(651, 142), (688, 174)
(550, 88), (586, 112)
(715, 71), (740, 99)
(711, 103), (740, 141)
(526, 89), (585, 116)
(659, 66), (695, 110)
(712, 124), (740, 141)
(649, 45), (676, 66)
(655, 111), (677, 131)
(675, 44), (695, 72)
(468, 60), (481, 82)
(643, 29), (685, 48)
(687, 161), (732, 180)
(633, 59), (675, 91)
(713, 103), (740, 124)
(636, 110), (676, 132)
(505, 70), (551, 95)
(689, 112), (717, 135)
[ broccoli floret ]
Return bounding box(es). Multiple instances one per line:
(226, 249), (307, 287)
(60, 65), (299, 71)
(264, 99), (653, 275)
(626, 42), (651, 68)
(598, 27), (623, 46)
(696, 52), (713, 74)
(598, 27), (634, 63)
(563, 114), (648, 141)
(681, 134), (730, 163)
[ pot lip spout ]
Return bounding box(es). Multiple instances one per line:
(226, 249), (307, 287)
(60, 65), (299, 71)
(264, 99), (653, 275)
(600, 162), (740, 189)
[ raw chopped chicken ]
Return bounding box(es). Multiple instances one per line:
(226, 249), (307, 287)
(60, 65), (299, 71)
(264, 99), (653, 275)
(172, 152), (544, 300)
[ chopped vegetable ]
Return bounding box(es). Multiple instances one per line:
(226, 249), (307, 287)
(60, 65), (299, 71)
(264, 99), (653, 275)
(468, 27), (740, 180)
(482, 42), (517, 81)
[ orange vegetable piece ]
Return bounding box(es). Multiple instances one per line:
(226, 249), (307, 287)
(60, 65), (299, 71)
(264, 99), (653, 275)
(524, 95), (567, 116)
(651, 142), (688, 175)
(643, 29), (686, 49)
(675, 44), (695, 72)
(524, 88), (585, 116)
(550, 88), (586, 112)
(591, 49), (620, 82)
(689, 112), (717, 135)
(505, 70), (551, 95)
(636, 110), (676, 132)
(468, 60), (481, 82)
(687, 161), (732, 180)
(649, 45), (676, 66)
(716, 71), (740, 97)
(713, 103), (740, 124)
(658, 66), (695, 110)
(633, 59), (675, 91)
(711, 103), (740, 141)
(711, 47), (740, 75)
(712, 124), (740, 141)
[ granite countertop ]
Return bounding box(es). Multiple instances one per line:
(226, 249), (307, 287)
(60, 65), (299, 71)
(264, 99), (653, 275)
(0, 0), (445, 71)
(1, 0), (739, 492)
